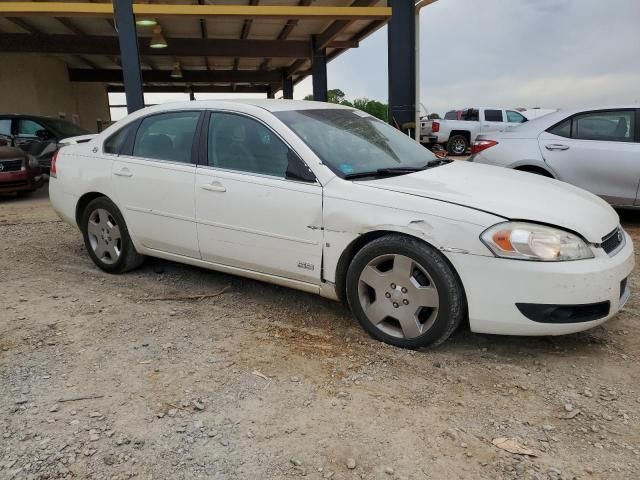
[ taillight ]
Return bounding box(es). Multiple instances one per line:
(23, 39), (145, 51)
(432, 121), (440, 133)
(471, 140), (498, 155)
(50, 149), (59, 178)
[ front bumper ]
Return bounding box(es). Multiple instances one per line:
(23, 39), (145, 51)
(0, 169), (44, 193)
(445, 231), (635, 336)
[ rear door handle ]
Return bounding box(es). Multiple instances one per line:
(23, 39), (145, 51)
(114, 168), (133, 177)
(201, 182), (226, 192)
(545, 144), (569, 151)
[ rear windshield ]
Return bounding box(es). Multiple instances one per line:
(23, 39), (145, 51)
(42, 118), (90, 138)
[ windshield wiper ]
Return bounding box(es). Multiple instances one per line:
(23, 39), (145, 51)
(343, 159), (452, 180)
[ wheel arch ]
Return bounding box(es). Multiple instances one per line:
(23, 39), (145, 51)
(449, 130), (471, 142)
(333, 229), (468, 311)
(514, 164), (555, 178)
(75, 192), (109, 227)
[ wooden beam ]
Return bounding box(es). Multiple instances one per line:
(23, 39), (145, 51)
(69, 68), (282, 84)
(260, 0), (311, 71)
(0, 34), (313, 58)
(0, 3), (392, 21)
(6, 16), (99, 69)
(234, 0), (259, 71)
(316, 0), (379, 50)
(55, 17), (85, 36)
(5, 17), (39, 34)
(106, 84), (270, 94)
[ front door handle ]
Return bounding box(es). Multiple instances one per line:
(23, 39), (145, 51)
(545, 144), (570, 151)
(114, 168), (133, 177)
(201, 182), (226, 192)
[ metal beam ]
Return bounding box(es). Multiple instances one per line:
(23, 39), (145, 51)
(112, 0), (144, 113)
(0, 34), (312, 58)
(106, 84), (269, 94)
(0, 3), (392, 21)
(311, 36), (327, 102)
(282, 70), (294, 99)
(387, 0), (415, 129)
(69, 68), (282, 84)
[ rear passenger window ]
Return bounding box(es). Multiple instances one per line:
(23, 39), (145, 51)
(572, 111), (635, 142)
(133, 111), (200, 163)
(104, 123), (134, 155)
(484, 110), (503, 122)
(548, 118), (571, 138)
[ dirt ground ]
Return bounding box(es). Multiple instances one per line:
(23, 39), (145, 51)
(2, 186), (640, 480)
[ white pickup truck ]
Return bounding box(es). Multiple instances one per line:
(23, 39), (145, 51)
(420, 107), (530, 155)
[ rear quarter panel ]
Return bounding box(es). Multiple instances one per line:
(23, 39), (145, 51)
(49, 141), (115, 227)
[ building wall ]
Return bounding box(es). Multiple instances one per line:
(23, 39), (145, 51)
(0, 54), (110, 133)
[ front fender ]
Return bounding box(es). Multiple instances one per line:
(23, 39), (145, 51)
(322, 180), (502, 285)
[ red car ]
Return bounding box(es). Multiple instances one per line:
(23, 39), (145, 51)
(0, 144), (44, 195)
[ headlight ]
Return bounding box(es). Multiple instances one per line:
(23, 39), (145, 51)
(481, 222), (594, 261)
(28, 156), (39, 169)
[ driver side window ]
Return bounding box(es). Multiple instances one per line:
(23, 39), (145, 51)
(207, 112), (290, 177)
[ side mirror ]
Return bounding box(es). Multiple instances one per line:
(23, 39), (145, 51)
(35, 129), (52, 140)
(285, 150), (316, 183)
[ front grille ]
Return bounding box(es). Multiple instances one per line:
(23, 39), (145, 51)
(0, 159), (24, 172)
(601, 227), (624, 255)
(0, 180), (28, 188)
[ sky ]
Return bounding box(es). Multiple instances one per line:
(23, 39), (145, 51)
(110, 0), (640, 120)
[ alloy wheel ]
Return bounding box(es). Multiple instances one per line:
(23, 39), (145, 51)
(357, 254), (440, 339)
(86, 208), (122, 265)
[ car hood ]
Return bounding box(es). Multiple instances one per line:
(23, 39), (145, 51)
(360, 161), (618, 242)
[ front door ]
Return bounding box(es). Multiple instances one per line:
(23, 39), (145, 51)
(195, 111), (323, 284)
(539, 109), (640, 207)
(112, 110), (201, 258)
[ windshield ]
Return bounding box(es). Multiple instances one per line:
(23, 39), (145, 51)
(274, 109), (438, 178)
(42, 118), (90, 138)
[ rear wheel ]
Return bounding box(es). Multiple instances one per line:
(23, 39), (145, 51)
(345, 235), (466, 349)
(81, 197), (144, 273)
(447, 135), (469, 156)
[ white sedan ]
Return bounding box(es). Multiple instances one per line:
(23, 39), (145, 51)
(469, 106), (640, 208)
(49, 100), (634, 349)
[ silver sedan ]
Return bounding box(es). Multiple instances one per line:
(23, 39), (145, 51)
(469, 106), (640, 208)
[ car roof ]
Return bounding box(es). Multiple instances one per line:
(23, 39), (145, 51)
(143, 99), (354, 113)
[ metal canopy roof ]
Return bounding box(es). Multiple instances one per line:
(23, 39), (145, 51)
(0, 1), (391, 95)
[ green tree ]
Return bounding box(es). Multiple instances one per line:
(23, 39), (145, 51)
(427, 113), (441, 120)
(352, 98), (388, 122)
(303, 89), (349, 104)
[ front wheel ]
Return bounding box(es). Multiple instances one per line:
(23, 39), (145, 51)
(81, 197), (144, 273)
(346, 235), (466, 349)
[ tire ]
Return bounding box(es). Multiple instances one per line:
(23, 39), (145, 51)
(446, 135), (469, 156)
(345, 235), (466, 349)
(80, 197), (144, 273)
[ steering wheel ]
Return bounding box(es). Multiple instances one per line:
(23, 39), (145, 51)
(229, 142), (258, 172)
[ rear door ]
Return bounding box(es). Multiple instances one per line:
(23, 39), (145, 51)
(111, 110), (202, 258)
(481, 109), (505, 133)
(538, 109), (640, 206)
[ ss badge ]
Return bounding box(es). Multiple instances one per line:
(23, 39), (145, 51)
(297, 261), (315, 271)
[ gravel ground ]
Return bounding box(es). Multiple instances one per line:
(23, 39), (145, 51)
(2, 186), (640, 480)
